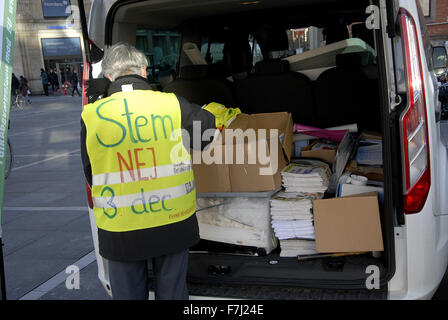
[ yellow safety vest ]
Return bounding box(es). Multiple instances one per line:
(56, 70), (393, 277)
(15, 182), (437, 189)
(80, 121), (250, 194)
(81, 89), (196, 232)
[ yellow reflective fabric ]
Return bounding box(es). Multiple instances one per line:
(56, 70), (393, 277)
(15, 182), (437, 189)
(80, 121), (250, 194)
(81, 90), (196, 232)
(203, 102), (241, 130)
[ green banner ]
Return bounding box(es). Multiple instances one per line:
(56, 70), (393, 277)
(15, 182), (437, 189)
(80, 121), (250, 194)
(0, 0), (17, 238)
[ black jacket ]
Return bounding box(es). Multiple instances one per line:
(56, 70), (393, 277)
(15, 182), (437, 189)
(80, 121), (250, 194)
(71, 73), (79, 85)
(80, 75), (215, 261)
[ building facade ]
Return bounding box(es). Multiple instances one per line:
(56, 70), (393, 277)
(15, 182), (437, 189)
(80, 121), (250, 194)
(420, 0), (448, 47)
(13, 0), (91, 95)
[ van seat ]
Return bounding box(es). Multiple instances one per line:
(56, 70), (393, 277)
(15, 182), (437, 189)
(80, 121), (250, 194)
(163, 65), (235, 107)
(314, 52), (380, 131)
(235, 60), (316, 125)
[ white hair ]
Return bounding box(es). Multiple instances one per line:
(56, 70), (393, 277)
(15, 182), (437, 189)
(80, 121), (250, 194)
(102, 42), (148, 81)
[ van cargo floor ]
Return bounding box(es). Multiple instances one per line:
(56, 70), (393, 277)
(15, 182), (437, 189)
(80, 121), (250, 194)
(186, 251), (387, 292)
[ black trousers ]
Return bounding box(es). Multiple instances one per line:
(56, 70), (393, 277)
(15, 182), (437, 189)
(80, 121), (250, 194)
(108, 249), (189, 300)
(71, 84), (80, 96)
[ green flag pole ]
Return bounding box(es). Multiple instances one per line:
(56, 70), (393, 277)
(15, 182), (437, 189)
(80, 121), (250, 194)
(0, 0), (17, 301)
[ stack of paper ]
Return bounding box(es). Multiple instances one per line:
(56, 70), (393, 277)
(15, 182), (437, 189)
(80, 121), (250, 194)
(270, 191), (313, 220)
(271, 220), (316, 240)
(279, 239), (317, 257)
(271, 219), (317, 257)
(270, 187), (320, 257)
(281, 160), (331, 194)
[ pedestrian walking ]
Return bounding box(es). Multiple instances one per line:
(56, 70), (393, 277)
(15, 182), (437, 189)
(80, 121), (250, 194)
(40, 68), (49, 96)
(11, 73), (19, 96)
(80, 43), (216, 300)
(71, 69), (81, 96)
(49, 68), (60, 94)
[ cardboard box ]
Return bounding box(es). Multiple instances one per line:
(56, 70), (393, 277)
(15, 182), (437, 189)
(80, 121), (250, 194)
(192, 112), (293, 193)
(313, 193), (384, 253)
(346, 160), (384, 182)
(301, 140), (337, 164)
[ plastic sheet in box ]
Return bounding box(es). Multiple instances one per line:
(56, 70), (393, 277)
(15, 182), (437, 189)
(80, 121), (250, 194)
(196, 194), (278, 255)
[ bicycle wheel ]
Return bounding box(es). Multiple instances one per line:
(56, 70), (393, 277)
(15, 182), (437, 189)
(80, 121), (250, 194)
(16, 95), (25, 110)
(5, 138), (13, 179)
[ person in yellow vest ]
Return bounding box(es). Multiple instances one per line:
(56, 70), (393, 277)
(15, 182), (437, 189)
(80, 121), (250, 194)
(80, 43), (216, 300)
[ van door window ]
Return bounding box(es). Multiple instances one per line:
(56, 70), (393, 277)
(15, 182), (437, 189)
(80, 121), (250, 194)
(201, 38), (225, 64)
(249, 35), (263, 65)
(135, 29), (181, 87)
(202, 35), (263, 68)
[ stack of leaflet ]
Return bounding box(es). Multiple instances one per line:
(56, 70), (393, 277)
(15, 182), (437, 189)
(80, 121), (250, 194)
(278, 239), (317, 257)
(270, 191), (313, 220)
(270, 191), (318, 257)
(271, 220), (315, 240)
(281, 159), (331, 195)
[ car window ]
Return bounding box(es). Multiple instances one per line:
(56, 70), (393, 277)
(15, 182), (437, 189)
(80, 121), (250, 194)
(249, 35), (263, 65)
(433, 47), (447, 69)
(201, 35), (263, 67)
(201, 38), (225, 64)
(135, 29), (181, 85)
(266, 28), (326, 59)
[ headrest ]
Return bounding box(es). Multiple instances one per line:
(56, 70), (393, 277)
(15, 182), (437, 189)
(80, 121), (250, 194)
(223, 40), (253, 74)
(180, 65), (208, 80)
(336, 52), (371, 68)
(265, 28), (289, 51)
(255, 60), (290, 75)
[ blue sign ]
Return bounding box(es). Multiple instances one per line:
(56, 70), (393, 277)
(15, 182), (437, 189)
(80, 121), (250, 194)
(41, 37), (82, 57)
(42, 0), (71, 18)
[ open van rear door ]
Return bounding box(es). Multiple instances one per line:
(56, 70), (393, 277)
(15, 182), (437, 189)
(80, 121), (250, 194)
(76, 0), (115, 297)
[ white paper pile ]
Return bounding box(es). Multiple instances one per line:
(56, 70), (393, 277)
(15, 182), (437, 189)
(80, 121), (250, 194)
(279, 239), (317, 257)
(271, 219), (316, 240)
(281, 160), (331, 195)
(270, 186), (321, 257)
(270, 191), (313, 220)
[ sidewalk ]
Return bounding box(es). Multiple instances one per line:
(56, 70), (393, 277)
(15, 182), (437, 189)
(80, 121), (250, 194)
(2, 95), (110, 300)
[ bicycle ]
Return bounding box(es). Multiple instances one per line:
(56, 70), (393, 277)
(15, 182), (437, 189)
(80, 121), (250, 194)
(10, 91), (30, 110)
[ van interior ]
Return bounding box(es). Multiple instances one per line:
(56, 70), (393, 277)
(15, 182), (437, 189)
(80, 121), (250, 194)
(100, 0), (395, 299)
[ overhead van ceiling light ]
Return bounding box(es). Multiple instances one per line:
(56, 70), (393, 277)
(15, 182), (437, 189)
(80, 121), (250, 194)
(240, 1), (261, 5)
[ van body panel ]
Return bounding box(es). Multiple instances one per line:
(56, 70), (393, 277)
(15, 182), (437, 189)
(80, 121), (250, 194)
(385, 0), (448, 300)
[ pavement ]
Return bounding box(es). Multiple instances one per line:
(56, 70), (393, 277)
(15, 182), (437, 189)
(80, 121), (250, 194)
(1, 95), (110, 300)
(0, 94), (447, 300)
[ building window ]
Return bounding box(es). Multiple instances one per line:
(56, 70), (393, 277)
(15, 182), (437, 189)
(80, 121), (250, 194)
(135, 29), (181, 86)
(419, 0), (431, 17)
(42, 0), (72, 19)
(41, 37), (82, 57)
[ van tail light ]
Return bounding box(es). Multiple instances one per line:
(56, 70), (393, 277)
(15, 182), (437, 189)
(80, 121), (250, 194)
(399, 9), (430, 214)
(86, 182), (94, 209)
(82, 59), (93, 209)
(82, 59), (90, 109)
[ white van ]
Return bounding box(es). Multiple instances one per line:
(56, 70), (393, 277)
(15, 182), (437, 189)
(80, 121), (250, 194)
(77, 0), (448, 300)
